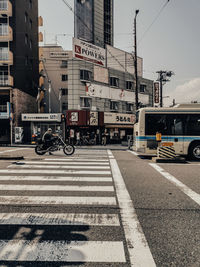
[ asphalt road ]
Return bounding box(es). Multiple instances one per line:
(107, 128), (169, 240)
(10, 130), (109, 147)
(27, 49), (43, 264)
(0, 146), (199, 266)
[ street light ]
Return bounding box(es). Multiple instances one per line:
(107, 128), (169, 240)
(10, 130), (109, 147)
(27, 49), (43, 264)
(134, 9), (139, 110)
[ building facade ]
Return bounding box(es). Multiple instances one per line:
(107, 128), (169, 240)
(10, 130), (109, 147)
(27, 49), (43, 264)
(74, 0), (113, 48)
(37, 42), (153, 144)
(0, 0), (39, 144)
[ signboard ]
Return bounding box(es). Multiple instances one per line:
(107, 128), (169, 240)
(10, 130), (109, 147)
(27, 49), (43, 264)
(86, 83), (149, 104)
(104, 112), (136, 125)
(73, 38), (106, 67)
(21, 114), (62, 122)
(70, 112), (79, 122)
(90, 111), (98, 126)
(154, 82), (160, 104)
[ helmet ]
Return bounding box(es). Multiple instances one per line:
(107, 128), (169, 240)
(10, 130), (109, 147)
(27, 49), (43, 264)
(48, 128), (52, 132)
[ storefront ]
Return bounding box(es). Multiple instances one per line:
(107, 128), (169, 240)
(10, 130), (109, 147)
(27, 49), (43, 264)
(66, 110), (104, 144)
(0, 112), (10, 144)
(104, 112), (136, 144)
(21, 113), (64, 144)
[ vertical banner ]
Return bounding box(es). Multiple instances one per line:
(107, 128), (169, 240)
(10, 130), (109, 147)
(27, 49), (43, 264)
(154, 82), (160, 105)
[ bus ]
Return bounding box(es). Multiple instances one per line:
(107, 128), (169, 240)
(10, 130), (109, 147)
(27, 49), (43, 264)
(133, 105), (200, 160)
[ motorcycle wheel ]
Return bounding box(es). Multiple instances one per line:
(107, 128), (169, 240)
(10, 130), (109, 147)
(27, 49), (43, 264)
(35, 145), (46, 155)
(63, 145), (75, 156)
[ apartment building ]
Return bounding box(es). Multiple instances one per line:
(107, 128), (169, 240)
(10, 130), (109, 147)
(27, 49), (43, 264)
(0, 0), (38, 143)
(74, 0), (113, 48)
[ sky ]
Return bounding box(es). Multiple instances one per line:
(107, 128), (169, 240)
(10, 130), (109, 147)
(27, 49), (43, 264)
(39, 0), (200, 107)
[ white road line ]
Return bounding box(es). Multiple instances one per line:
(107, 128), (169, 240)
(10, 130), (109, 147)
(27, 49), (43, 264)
(0, 213), (120, 226)
(149, 163), (200, 206)
(0, 184), (114, 192)
(109, 150), (156, 267)
(0, 196), (116, 206)
(21, 161), (110, 166)
(8, 165), (110, 170)
(0, 148), (30, 154)
(44, 158), (109, 162)
(0, 170), (111, 175)
(0, 176), (112, 182)
(0, 240), (125, 262)
(129, 151), (139, 156)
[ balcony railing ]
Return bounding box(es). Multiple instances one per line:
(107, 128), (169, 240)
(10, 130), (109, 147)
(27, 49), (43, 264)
(0, 1), (12, 17)
(0, 50), (13, 65)
(0, 75), (13, 86)
(0, 104), (7, 112)
(0, 25), (12, 41)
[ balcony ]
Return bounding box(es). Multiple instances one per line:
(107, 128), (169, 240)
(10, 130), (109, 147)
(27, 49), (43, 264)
(0, 0), (12, 17)
(0, 74), (13, 87)
(0, 50), (13, 65)
(0, 25), (13, 41)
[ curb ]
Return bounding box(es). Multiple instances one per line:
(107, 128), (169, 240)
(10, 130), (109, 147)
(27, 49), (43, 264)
(152, 157), (186, 163)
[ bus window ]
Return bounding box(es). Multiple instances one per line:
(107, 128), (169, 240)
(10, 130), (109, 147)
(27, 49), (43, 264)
(186, 114), (200, 135)
(145, 114), (168, 135)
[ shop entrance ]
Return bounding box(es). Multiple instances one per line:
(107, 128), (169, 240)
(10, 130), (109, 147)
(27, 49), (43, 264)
(0, 120), (10, 144)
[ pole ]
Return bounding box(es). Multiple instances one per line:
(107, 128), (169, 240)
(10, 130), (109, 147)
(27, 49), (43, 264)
(48, 80), (51, 113)
(160, 73), (163, 107)
(134, 10), (139, 110)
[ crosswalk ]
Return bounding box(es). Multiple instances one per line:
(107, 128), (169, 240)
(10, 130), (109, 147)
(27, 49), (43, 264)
(0, 149), (127, 265)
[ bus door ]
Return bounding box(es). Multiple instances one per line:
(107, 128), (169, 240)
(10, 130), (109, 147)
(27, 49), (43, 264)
(168, 115), (184, 155)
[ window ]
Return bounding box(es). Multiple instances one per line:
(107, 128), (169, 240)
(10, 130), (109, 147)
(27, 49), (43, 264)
(29, 39), (32, 49)
(126, 81), (134, 90)
(0, 70), (8, 86)
(0, 0), (8, 10)
(25, 34), (28, 45)
(80, 69), (92, 81)
(25, 56), (29, 66)
(29, 0), (32, 9)
(62, 102), (68, 111)
(140, 84), (146, 93)
(25, 12), (28, 23)
(126, 103), (133, 112)
(0, 23), (8, 36)
(80, 97), (91, 109)
(0, 47), (8, 61)
(61, 74), (68, 81)
(60, 60), (68, 68)
(110, 101), (118, 111)
(185, 114), (200, 136)
(61, 88), (68, 96)
(29, 19), (32, 29)
(110, 77), (119, 87)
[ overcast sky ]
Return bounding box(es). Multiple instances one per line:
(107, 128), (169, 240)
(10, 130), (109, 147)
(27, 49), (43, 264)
(39, 0), (200, 106)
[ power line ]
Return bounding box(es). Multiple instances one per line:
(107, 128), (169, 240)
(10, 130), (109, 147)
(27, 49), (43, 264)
(138, 0), (170, 45)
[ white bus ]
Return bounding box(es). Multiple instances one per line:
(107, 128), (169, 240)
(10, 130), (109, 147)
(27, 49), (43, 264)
(133, 105), (200, 160)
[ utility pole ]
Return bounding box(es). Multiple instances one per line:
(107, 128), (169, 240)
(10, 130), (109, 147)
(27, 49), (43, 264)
(156, 70), (174, 107)
(48, 80), (51, 113)
(134, 10), (139, 110)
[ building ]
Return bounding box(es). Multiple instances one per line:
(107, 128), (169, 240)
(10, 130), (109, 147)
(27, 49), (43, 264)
(74, 0), (113, 48)
(0, 0), (39, 144)
(36, 41), (153, 144)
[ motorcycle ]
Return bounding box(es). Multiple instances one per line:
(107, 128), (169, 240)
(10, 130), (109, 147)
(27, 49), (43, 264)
(35, 135), (75, 156)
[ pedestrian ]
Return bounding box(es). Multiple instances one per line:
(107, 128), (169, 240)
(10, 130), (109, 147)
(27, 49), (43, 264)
(76, 131), (81, 146)
(102, 130), (107, 146)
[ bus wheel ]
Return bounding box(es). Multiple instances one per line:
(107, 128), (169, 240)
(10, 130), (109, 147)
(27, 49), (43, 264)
(189, 143), (200, 160)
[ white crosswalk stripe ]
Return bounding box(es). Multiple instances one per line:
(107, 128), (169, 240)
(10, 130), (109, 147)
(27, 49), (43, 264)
(0, 149), (128, 264)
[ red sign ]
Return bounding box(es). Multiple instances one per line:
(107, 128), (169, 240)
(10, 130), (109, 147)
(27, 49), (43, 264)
(154, 82), (159, 104)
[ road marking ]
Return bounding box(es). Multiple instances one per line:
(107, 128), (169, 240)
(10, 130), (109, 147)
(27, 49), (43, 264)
(8, 164), (110, 170)
(44, 158), (109, 162)
(108, 150), (156, 267)
(21, 161), (110, 166)
(129, 151), (139, 156)
(149, 163), (200, 206)
(0, 184), (114, 192)
(0, 196), (116, 205)
(0, 170), (111, 175)
(0, 213), (120, 226)
(0, 240), (125, 262)
(0, 148), (30, 154)
(0, 176), (113, 182)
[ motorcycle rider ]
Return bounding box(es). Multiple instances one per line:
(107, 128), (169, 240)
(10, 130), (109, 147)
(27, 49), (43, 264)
(42, 128), (57, 155)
